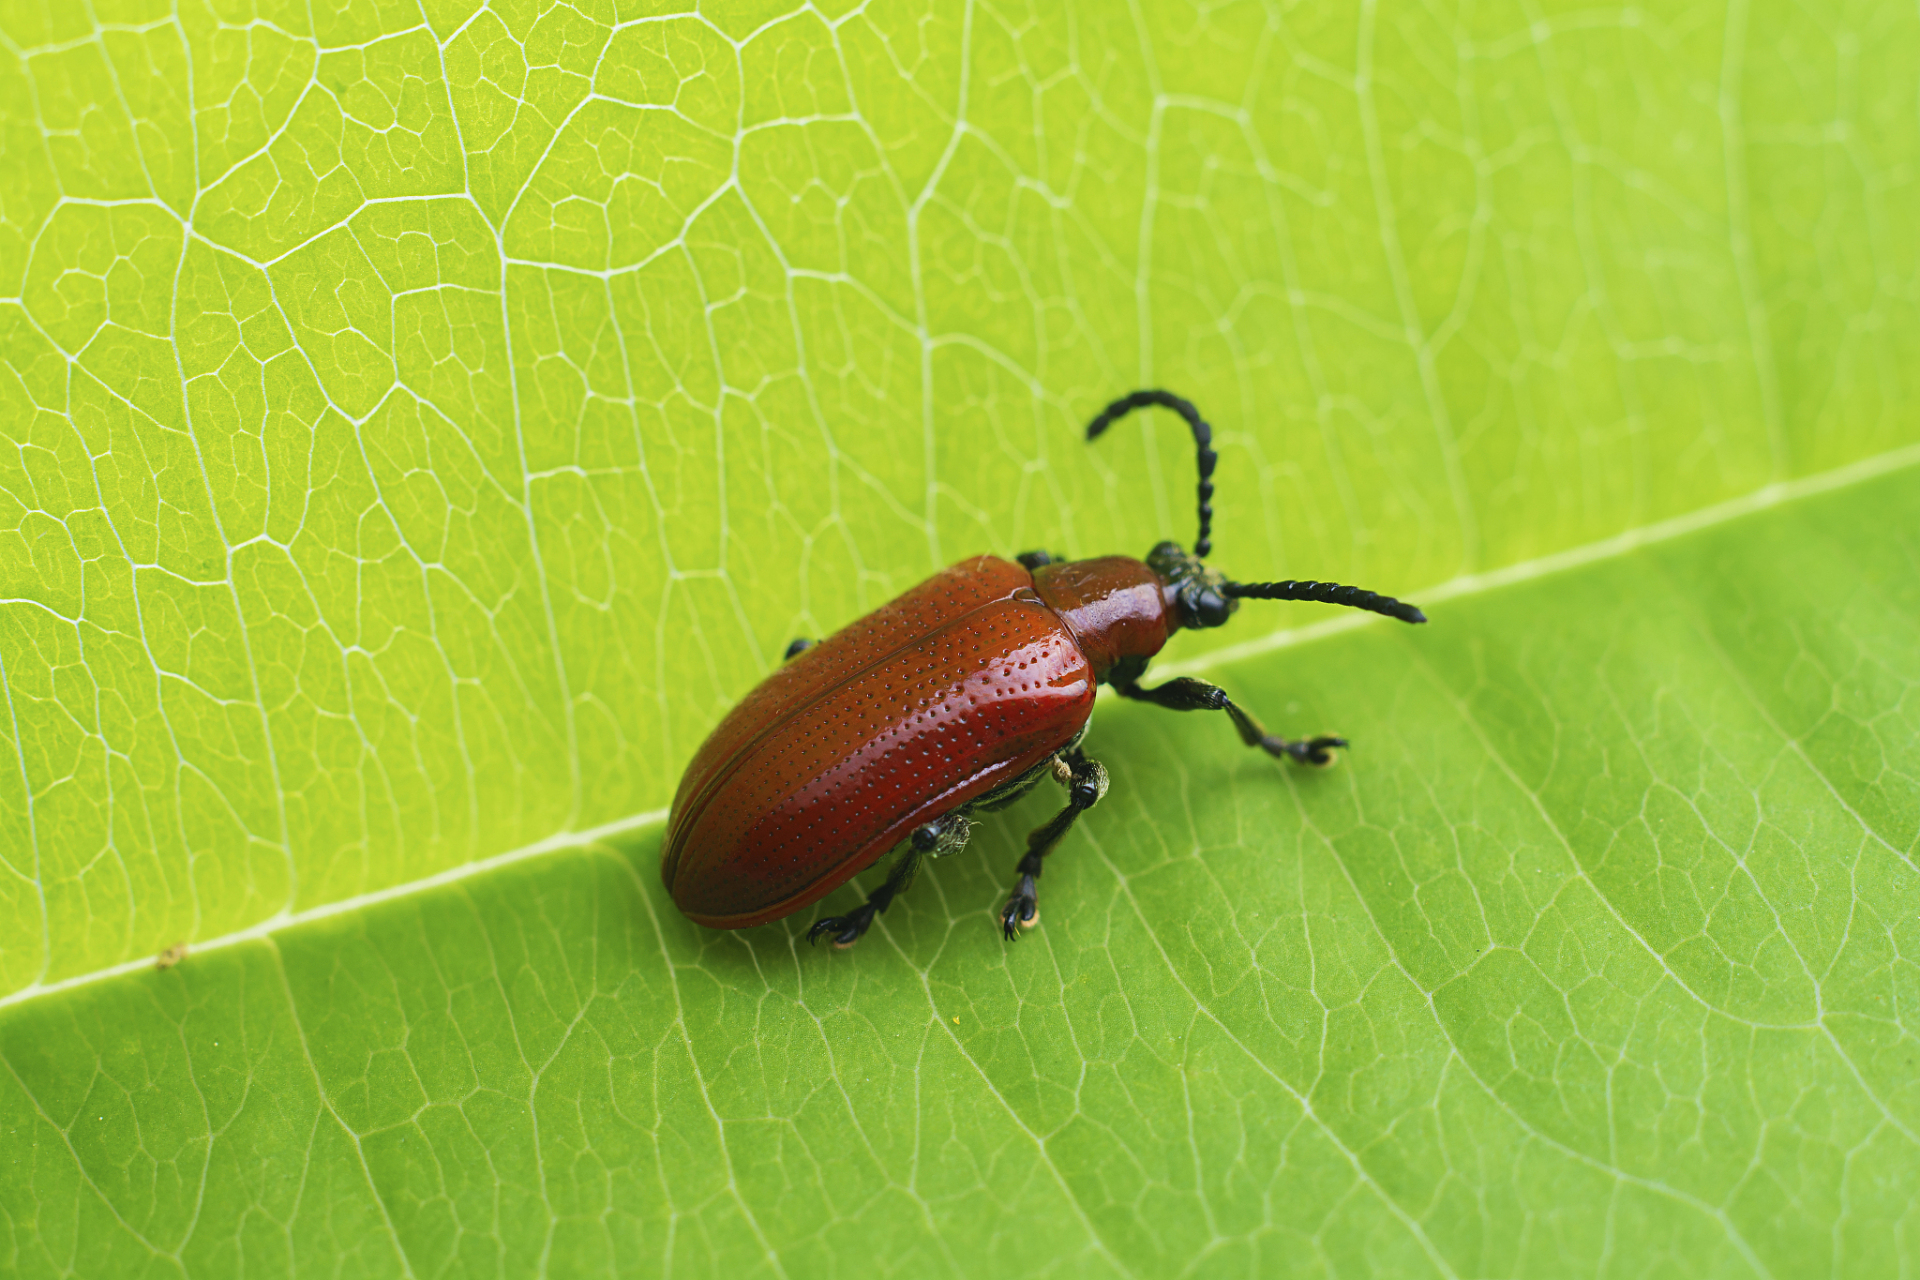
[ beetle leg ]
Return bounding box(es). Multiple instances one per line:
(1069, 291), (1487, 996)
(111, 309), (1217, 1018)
(783, 638), (817, 661)
(913, 811), (974, 857)
(1001, 748), (1108, 940)
(1112, 675), (1347, 766)
(807, 814), (971, 951)
(1015, 549), (1054, 570)
(807, 847), (920, 950)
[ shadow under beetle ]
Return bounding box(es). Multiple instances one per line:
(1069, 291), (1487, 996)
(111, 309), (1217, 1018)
(662, 390), (1427, 948)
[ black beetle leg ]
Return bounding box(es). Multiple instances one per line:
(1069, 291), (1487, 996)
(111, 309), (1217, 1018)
(1001, 748), (1108, 939)
(1112, 673), (1346, 766)
(1015, 549), (1053, 570)
(783, 638), (817, 661)
(808, 813), (970, 950)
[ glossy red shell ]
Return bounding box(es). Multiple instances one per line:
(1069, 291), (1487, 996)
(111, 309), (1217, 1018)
(663, 556), (1100, 928)
(1030, 555), (1171, 670)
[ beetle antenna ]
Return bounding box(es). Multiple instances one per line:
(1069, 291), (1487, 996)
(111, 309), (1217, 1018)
(1085, 389), (1217, 557)
(1223, 580), (1427, 625)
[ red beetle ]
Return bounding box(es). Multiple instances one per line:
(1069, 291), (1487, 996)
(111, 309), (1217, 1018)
(662, 391), (1426, 948)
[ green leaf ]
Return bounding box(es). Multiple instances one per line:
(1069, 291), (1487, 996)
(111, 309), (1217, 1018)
(3, 1), (1919, 1276)
(6, 469), (1919, 1277)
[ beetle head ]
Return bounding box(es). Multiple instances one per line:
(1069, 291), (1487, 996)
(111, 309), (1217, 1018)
(1146, 540), (1238, 631)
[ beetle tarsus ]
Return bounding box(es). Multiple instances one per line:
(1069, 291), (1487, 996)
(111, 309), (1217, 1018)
(1229, 704), (1348, 767)
(1271, 734), (1347, 767)
(1112, 673), (1350, 768)
(783, 638), (817, 661)
(1001, 874), (1038, 939)
(807, 838), (934, 951)
(809, 906), (876, 949)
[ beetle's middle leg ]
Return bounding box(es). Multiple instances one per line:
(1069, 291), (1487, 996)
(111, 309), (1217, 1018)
(807, 812), (972, 950)
(1001, 748), (1108, 939)
(1112, 672), (1346, 766)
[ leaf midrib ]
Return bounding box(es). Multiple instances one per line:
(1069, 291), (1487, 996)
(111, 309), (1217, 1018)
(8, 441), (1918, 1015)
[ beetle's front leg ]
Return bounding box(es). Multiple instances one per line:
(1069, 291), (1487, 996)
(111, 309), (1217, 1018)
(808, 812), (971, 950)
(1002, 748), (1108, 939)
(1112, 674), (1346, 766)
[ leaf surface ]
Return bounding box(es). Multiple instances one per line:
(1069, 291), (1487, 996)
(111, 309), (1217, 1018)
(6, 469), (1919, 1277)
(3, 1), (1919, 1275)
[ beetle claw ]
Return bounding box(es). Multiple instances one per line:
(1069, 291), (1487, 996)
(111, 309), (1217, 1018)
(1000, 875), (1039, 940)
(1269, 734), (1346, 767)
(808, 916), (850, 947)
(809, 904), (877, 949)
(1299, 735), (1348, 767)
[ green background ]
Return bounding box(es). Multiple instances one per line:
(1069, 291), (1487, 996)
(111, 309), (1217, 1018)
(3, 1), (1918, 1275)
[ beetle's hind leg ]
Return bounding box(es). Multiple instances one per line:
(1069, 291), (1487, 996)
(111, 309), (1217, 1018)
(1112, 672), (1346, 766)
(1001, 748), (1109, 939)
(1016, 550), (1053, 570)
(808, 813), (971, 950)
(783, 638), (817, 661)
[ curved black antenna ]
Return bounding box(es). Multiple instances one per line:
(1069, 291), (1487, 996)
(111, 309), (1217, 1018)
(1085, 389), (1217, 557)
(1224, 580), (1427, 625)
